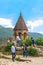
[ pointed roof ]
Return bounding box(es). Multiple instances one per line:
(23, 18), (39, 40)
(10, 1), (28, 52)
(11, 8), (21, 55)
(14, 13), (28, 31)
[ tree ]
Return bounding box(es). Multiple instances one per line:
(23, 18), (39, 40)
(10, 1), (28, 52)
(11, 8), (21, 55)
(36, 37), (43, 46)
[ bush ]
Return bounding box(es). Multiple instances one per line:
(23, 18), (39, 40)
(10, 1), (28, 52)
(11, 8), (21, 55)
(20, 38), (31, 46)
(36, 37), (43, 46)
(15, 56), (21, 61)
(20, 39), (24, 46)
(5, 42), (12, 52)
(0, 46), (3, 52)
(28, 47), (38, 56)
(25, 38), (31, 46)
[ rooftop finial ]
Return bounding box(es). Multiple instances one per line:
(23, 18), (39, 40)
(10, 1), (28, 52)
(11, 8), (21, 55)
(20, 12), (22, 17)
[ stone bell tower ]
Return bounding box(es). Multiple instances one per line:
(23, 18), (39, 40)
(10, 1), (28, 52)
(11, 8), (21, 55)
(13, 13), (28, 40)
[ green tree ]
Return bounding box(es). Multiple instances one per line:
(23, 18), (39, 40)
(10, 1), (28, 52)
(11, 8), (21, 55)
(25, 37), (32, 46)
(36, 37), (43, 46)
(28, 47), (38, 56)
(5, 42), (12, 52)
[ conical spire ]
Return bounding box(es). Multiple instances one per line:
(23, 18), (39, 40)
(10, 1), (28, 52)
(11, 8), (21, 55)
(14, 13), (28, 31)
(20, 12), (22, 16)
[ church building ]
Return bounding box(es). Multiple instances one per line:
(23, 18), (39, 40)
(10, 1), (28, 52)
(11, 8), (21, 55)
(13, 13), (28, 40)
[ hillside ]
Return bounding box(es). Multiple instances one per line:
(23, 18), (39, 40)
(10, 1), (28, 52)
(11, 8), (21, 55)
(0, 26), (13, 42)
(0, 25), (43, 42)
(29, 32), (43, 39)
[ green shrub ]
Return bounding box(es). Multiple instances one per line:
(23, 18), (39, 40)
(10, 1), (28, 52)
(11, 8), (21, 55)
(0, 46), (3, 52)
(5, 42), (12, 52)
(25, 38), (31, 46)
(20, 39), (24, 46)
(15, 56), (21, 61)
(28, 47), (38, 56)
(20, 38), (32, 46)
(36, 37), (43, 46)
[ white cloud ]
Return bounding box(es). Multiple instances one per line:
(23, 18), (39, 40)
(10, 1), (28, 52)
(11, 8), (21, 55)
(0, 18), (14, 28)
(39, 31), (43, 34)
(27, 19), (43, 30)
(26, 19), (43, 34)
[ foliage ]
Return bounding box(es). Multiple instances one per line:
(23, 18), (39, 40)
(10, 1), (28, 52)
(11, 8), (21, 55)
(28, 47), (38, 56)
(20, 39), (25, 46)
(36, 37), (43, 46)
(5, 42), (12, 52)
(0, 46), (3, 52)
(0, 27), (13, 42)
(25, 37), (32, 46)
(15, 56), (21, 61)
(20, 38), (32, 46)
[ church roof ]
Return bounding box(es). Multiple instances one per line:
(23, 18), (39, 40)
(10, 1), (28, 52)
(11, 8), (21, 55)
(14, 13), (28, 31)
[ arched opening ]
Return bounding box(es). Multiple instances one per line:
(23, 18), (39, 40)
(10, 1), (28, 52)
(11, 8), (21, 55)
(24, 32), (27, 39)
(18, 32), (22, 39)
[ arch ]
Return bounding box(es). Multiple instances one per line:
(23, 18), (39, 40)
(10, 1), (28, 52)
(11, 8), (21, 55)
(18, 32), (22, 39)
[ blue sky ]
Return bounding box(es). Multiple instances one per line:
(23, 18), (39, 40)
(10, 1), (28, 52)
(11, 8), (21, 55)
(0, 0), (43, 34)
